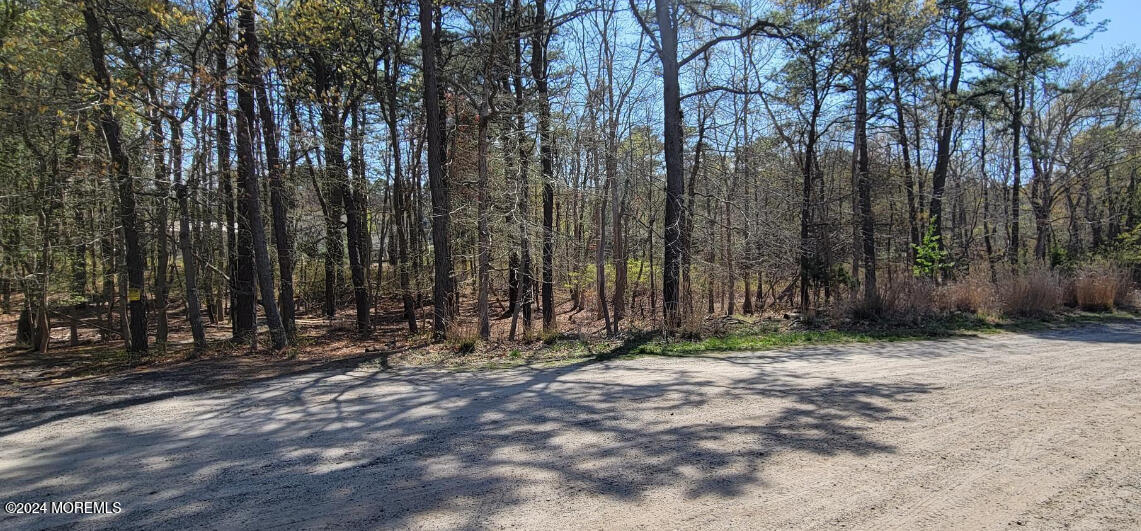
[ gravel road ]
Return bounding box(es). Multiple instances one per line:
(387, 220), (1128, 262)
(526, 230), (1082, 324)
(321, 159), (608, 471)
(2, 322), (1139, 530)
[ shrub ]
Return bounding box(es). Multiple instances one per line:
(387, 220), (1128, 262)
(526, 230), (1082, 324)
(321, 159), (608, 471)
(844, 276), (936, 321)
(675, 312), (706, 339)
(540, 328), (561, 345)
(913, 221), (952, 279)
(936, 272), (1000, 316)
(445, 324), (481, 353)
(1072, 261), (1133, 311)
(999, 266), (1062, 317)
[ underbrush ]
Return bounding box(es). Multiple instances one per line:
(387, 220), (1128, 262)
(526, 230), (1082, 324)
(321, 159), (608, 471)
(1072, 261), (1133, 311)
(936, 272), (1000, 316)
(842, 260), (1137, 323)
(999, 266), (1064, 317)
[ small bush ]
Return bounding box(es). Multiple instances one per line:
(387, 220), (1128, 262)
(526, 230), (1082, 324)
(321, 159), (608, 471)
(936, 272), (1000, 316)
(999, 266), (1062, 317)
(844, 276), (936, 321)
(446, 324), (481, 354)
(1072, 261), (1133, 311)
(913, 222), (952, 279)
(676, 312), (706, 339)
(540, 328), (560, 345)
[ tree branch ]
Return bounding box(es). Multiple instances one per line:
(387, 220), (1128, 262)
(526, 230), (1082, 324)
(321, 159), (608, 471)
(680, 19), (783, 68)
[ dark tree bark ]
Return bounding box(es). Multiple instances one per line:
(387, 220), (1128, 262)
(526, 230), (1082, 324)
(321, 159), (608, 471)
(350, 104), (373, 313)
(887, 42), (920, 262)
(82, 3), (148, 355)
(509, 0), (533, 337)
(249, 20), (296, 336)
(852, 6), (876, 301)
(149, 107), (171, 345)
(1010, 77), (1024, 266)
(419, 0), (456, 339)
(652, 0), (684, 329)
(477, 111), (492, 340)
(331, 101), (369, 335)
(930, 0), (968, 260)
(214, 5), (239, 335)
(236, 0), (286, 350)
(533, 0), (556, 330)
(171, 118), (207, 353)
(380, 33), (418, 333)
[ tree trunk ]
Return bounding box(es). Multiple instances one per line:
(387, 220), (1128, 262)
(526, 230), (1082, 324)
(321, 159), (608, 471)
(236, 0), (286, 350)
(930, 1), (967, 261)
(1010, 79), (1024, 266)
(419, 0), (456, 339)
(532, 0), (555, 331)
(150, 109), (171, 346)
(382, 42), (417, 333)
(215, 9), (238, 334)
(82, 4), (148, 355)
(250, 24), (295, 336)
(596, 166), (613, 336)
(171, 119), (207, 353)
(654, 0), (684, 329)
(477, 113), (491, 340)
(887, 43), (920, 262)
(327, 102), (369, 335)
(853, 9), (876, 301)
(608, 128), (625, 331)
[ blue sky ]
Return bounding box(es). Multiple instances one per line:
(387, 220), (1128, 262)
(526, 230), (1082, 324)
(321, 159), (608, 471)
(1066, 0), (1140, 59)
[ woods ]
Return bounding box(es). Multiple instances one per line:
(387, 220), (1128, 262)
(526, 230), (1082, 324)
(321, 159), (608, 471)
(2, 0), (1139, 356)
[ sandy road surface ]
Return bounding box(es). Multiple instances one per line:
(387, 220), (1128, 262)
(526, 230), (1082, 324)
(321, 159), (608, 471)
(2, 322), (1139, 530)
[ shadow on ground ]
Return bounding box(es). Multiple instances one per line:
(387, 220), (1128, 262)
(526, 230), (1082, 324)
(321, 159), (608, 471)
(0, 336), (938, 529)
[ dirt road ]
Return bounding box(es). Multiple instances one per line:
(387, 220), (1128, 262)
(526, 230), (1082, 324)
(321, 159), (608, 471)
(2, 322), (1139, 530)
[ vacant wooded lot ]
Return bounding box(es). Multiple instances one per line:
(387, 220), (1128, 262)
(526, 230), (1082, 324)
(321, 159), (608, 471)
(2, 322), (1139, 529)
(3, 0), (1141, 527)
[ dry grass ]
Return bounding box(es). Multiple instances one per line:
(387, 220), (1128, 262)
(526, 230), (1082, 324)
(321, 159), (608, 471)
(936, 272), (1001, 316)
(445, 322), (483, 353)
(1072, 262), (1133, 311)
(842, 276), (936, 321)
(999, 266), (1063, 317)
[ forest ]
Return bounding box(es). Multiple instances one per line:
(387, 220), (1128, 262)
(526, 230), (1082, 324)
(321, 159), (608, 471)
(1, 0), (1139, 361)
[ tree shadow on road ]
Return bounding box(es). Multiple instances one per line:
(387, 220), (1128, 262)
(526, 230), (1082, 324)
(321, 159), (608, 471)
(1, 335), (937, 529)
(1020, 320), (1141, 344)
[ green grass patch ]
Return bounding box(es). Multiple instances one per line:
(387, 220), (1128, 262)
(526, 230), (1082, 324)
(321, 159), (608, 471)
(467, 310), (1139, 370)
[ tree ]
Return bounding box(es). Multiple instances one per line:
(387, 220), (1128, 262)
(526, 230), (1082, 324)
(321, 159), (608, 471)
(420, 0), (457, 339)
(81, 1), (148, 355)
(981, 0), (1103, 265)
(235, 0), (287, 350)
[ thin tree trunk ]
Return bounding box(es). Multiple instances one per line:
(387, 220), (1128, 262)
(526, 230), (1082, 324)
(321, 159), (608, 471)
(533, 0), (555, 331)
(82, 4), (148, 355)
(150, 108), (171, 346)
(215, 7), (239, 334)
(654, 0), (684, 329)
(888, 42), (920, 262)
(930, 1), (967, 260)
(236, 0), (286, 349)
(419, 0), (456, 339)
(382, 39), (417, 333)
(477, 113), (491, 340)
(853, 8), (876, 301)
(251, 31), (295, 336)
(171, 119), (207, 353)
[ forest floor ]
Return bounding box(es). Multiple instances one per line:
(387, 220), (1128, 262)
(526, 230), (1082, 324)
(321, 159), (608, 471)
(1, 296), (1138, 425)
(3, 293), (1138, 391)
(1, 318), (1139, 528)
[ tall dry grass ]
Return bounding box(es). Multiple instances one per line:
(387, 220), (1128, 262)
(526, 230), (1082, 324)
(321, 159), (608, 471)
(841, 276), (936, 321)
(1072, 261), (1133, 311)
(837, 262), (1136, 322)
(935, 272), (1000, 316)
(998, 265), (1063, 317)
